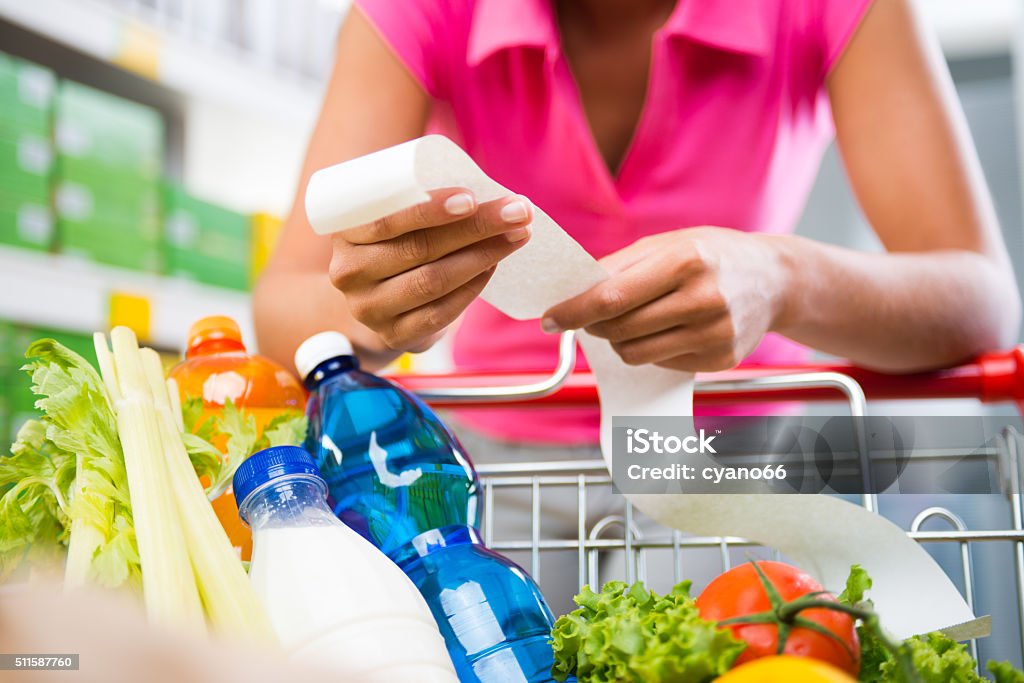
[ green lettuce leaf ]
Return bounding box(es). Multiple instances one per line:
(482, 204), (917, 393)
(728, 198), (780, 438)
(550, 580), (744, 682)
(876, 632), (987, 683)
(838, 564), (872, 606)
(989, 660), (1024, 683)
(845, 565), (1024, 683)
(835, 566), (891, 682)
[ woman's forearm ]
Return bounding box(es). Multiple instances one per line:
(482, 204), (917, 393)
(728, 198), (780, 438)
(768, 234), (1021, 372)
(253, 269), (402, 374)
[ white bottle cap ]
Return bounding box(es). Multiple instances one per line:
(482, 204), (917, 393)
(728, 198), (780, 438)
(294, 331), (355, 380)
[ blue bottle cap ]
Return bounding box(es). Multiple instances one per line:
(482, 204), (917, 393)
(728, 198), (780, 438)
(232, 445), (322, 510)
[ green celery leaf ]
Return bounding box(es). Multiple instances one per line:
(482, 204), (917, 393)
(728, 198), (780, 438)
(0, 419), (75, 579)
(182, 432), (224, 494)
(259, 411), (308, 449)
(201, 400), (259, 498)
(180, 396), (217, 442)
(219, 399), (259, 465)
(17, 339), (139, 588)
(180, 396), (204, 432)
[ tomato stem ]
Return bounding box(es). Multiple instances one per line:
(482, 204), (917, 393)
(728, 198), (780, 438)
(716, 562), (925, 683)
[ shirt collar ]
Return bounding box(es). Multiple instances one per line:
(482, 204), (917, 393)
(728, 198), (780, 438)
(467, 0), (774, 67)
(467, 0), (558, 66)
(663, 0), (775, 56)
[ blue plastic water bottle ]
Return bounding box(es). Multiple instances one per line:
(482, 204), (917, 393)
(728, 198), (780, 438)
(295, 332), (559, 683)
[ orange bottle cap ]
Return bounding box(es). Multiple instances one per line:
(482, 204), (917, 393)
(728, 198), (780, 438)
(186, 316), (245, 357)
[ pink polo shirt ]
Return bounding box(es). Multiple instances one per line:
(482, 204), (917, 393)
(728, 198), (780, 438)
(355, 0), (874, 445)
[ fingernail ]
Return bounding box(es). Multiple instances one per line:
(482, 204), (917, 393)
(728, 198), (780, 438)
(500, 198), (530, 223)
(540, 317), (561, 334)
(505, 224), (531, 243)
(444, 193), (475, 216)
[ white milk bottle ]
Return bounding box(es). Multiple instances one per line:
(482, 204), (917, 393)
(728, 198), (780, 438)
(233, 445), (457, 682)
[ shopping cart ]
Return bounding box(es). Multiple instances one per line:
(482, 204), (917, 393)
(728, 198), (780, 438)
(390, 332), (1024, 673)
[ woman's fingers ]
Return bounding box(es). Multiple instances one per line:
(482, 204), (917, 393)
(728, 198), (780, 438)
(334, 195), (532, 284)
(327, 187), (534, 352)
(584, 279), (730, 342)
(541, 251), (696, 333)
(372, 195), (532, 274)
(345, 189), (532, 246)
(383, 268), (497, 349)
(344, 188), (478, 244)
(609, 316), (736, 367)
(355, 231), (530, 324)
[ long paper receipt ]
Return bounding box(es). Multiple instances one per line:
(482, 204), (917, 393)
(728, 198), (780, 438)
(305, 134), (979, 639)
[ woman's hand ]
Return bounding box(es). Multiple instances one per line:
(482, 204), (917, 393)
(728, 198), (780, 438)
(541, 227), (791, 372)
(328, 188), (533, 352)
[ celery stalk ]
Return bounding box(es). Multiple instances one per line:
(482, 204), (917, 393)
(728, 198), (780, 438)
(95, 328), (205, 632)
(63, 457), (105, 589)
(140, 349), (275, 642)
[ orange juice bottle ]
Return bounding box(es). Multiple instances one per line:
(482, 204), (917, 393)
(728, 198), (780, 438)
(169, 315), (306, 560)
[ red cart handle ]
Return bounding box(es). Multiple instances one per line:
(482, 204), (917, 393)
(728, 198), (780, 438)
(390, 341), (1024, 415)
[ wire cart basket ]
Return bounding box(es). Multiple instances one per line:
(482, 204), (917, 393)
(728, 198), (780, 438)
(391, 332), (1024, 673)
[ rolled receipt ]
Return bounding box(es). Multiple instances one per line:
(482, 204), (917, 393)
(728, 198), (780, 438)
(305, 134), (979, 639)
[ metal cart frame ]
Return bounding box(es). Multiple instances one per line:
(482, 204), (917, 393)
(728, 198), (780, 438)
(390, 332), (1024, 669)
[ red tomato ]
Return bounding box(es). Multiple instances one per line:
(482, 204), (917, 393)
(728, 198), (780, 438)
(695, 561), (860, 675)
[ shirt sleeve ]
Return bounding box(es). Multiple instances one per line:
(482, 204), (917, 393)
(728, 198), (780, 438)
(353, 0), (446, 97)
(818, 0), (875, 74)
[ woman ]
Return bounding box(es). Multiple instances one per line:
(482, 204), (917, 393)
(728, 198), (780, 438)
(254, 0), (1020, 606)
(256, 0), (1018, 443)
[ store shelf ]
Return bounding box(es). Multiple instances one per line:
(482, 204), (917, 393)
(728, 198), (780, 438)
(0, 246), (254, 351)
(0, 0), (320, 126)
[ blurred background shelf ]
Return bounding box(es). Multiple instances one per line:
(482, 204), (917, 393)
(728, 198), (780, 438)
(0, 244), (253, 351)
(0, 0), (333, 127)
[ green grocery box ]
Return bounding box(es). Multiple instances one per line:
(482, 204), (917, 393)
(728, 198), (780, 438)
(165, 246), (250, 291)
(2, 323), (38, 439)
(58, 211), (161, 251)
(162, 184), (250, 265)
(0, 203), (54, 251)
(55, 163), (162, 243)
(0, 320), (14, 384)
(0, 52), (55, 138)
(57, 154), (158, 202)
(55, 80), (164, 178)
(54, 181), (161, 241)
(0, 132), (53, 179)
(0, 136), (51, 208)
(55, 155), (161, 230)
(60, 226), (163, 273)
(0, 400), (8, 449)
